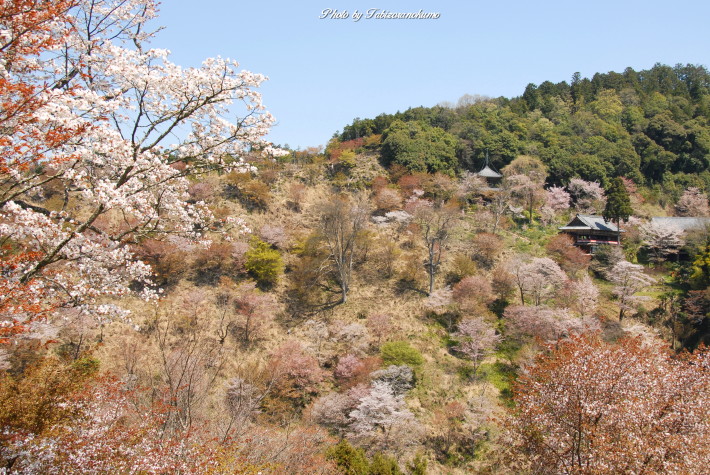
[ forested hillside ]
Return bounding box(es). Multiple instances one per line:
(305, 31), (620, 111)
(336, 63), (710, 196)
(0, 1), (708, 474)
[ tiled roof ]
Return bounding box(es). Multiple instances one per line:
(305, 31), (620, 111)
(475, 165), (503, 178)
(650, 216), (710, 231)
(559, 214), (621, 233)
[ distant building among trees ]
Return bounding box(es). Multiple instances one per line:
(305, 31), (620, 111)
(474, 155), (503, 189)
(559, 214), (622, 254)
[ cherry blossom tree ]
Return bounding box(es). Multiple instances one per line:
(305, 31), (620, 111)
(504, 305), (600, 343)
(567, 178), (606, 214)
(452, 275), (495, 314)
(370, 365), (414, 396)
(334, 321), (370, 354)
(470, 232), (503, 269)
(505, 174), (545, 224)
(348, 381), (423, 453)
(640, 220), (685, 264)
(567, 274), (599, 317)
(287, 182), (307, 212)
(373, 187), (402, 212)
(0, 0), (83, 340)
(453, 317), (501, 371)
(545, 233), (591, 275)
(607, 260), (656, 320)
(508, 257), (568, 306)
(334, 354), (364, 380)
(1, 364), (331, 474)
(222, 376), (267, 438)
(500, 156), (547, 225)
(259, 224), (289, 249)
(411, 201), (460, 295)
(425, 286), (453, 314)
(425, 285), (458, 330)
(311, 377), (421, 454)
(233, 282), (278, 344)
(455, 172), (486, 204)
(310, 384), (370, 436)
(487, 183), (513, 234)
(270, 340), (324, 404)
(0, 0), (284, 338)
(540, 185), (571, 224)
(151, 311), (226, 432)
(507, 335), (710, 474)
(1, 376), (221, 473)
(366, 313), (394, 346)
(675, 187), (710, 217)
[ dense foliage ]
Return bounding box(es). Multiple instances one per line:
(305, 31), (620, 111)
(1, 1), (709, 472)
(508, 335), (710, 474)
(337, 63), (710, 194)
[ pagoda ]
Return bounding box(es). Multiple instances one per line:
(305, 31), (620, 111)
(474, 152), (503, 188)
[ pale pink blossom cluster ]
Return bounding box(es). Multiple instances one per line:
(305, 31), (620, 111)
(505, 305), (601, 342)
(509, 337), (710, 473)
(567, 178), (606, 213)
(2, 380), (207, 474)
(311, 379), (423, 452)
(453, 317), (501, 370)
(540, 185), (571, 224)
(675, 187), (710, 217)
(639, 220), (685, 262)
(607, 260), (656, 320)
(508, 257), (568, 306)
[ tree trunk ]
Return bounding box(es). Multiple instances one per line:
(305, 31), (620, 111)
(428, 244), (436, 295)
(528, 196), (534, 225)
(616, 218), (621, 245)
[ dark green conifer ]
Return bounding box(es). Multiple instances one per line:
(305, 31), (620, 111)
(603, 177), (633, 242)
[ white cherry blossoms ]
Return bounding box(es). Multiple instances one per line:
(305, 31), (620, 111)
(0, 0), (284, 336)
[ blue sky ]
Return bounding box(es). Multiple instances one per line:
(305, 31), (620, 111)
(153, 0), (710, 149)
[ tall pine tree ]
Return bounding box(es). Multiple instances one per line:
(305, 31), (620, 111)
(603, 177), (633, 243)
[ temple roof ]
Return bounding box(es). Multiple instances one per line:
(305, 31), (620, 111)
(476, 165), (503, 178)
(559, 214), (622, 233)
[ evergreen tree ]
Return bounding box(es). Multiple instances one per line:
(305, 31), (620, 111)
(603, 177), (633, 242)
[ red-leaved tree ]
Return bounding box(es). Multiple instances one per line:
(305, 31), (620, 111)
(506, 335), (710, 474)
(0, 0), (80, 340)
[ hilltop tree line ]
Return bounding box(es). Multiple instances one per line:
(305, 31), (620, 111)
(335, 63), (710, 196)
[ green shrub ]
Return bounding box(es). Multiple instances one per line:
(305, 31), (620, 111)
(326, 440), (369, 475)
(445, 253), (477, 285)
(71, 356), (100, 377)
(406, 453), (428, 475)
(326, 440), (405, 475)
(244, 238), (283, 288)
(380, 341), (424, 367)
(369, 453), (403, 475)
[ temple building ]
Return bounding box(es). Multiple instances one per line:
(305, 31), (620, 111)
(474, 155), (503, 189)
(559, 214), (622, 254)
